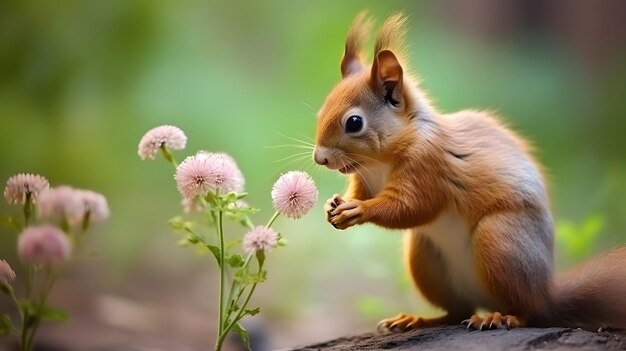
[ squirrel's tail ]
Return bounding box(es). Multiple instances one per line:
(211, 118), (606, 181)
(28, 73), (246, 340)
(536, 247), (626, 329)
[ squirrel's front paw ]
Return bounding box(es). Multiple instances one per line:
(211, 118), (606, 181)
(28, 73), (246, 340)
(324, 194), (345, 222)
(329, 200), (364, 230)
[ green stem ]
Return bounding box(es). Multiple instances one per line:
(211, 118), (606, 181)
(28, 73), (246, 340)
(225, 256), (251, 314)
(23, 193), (32, 227)
(20, 311), (29, 351)
(159, 145), (178, 168)
(8, 289), (23, 322)
(215, 209), (225, 350)
(24, 267), (57, 351)
(219, 264), (263, 348)
(265, 211), (280, 228)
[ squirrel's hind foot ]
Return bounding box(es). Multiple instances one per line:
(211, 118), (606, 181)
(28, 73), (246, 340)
(461, 312), (523, 331)
(377, 313), (424, 332)
(377, 313), (451, 332)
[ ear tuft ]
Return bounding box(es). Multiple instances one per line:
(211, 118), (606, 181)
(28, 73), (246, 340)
(340, 11), (373, 78)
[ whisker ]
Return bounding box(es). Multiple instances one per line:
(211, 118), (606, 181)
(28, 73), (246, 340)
(267, 153), (316, 180)
(299, 101), (318, 118)
(273, 151), (313, 163)
(276, 131), (316, 147)
(297, 133), (316, 143)
(265, 144), (314, 150)
(342, 155), (373, 191)
(343, 154), (373, 177)
(345, 152), (381, 164)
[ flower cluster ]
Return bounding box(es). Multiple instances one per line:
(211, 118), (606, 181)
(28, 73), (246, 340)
(2, 172), (110, 349)
(175, 151), (245, 199)
(138, 124), (319, 351)
(38, 186), (110, 228)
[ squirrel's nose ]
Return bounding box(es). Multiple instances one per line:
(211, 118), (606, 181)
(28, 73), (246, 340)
(313, 148), (329, 165)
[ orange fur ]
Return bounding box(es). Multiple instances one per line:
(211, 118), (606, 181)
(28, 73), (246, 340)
(315, 12), (626, 331)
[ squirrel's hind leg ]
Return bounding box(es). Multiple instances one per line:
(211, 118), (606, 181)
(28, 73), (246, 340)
(378, 231), (474, 332)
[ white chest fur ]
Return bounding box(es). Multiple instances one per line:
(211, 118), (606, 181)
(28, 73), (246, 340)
(419, 208), (496, 309)
(361, 163), (392, 196)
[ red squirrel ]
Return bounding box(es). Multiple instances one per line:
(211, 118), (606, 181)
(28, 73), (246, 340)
(313, 12), (626, 331)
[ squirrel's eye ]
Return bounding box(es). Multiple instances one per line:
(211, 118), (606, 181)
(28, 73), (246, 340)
(345, 115), (363, 133)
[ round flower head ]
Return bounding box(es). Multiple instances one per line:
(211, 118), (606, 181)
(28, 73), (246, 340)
(271, 171), (318, 219)
(37, 186), (84, 223)
(0, 259), (16, 285)
(18, 225), (71, 265)
(138, 125), (187, 160)
(74, 189), (110, 226)
(4, 173), (50, 205)
(175, 151), (244, 198)
(243, 226), (278, 254)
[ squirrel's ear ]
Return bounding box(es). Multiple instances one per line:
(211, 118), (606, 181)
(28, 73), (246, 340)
(341, 50), (363, 78)
(370, 49), (403, 107)
(341, 12), (372, 78)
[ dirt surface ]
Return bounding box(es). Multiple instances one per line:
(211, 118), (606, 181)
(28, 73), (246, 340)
(293, 325), (626, 351)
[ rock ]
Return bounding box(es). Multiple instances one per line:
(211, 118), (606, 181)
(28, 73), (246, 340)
(293, 326), (626, 350)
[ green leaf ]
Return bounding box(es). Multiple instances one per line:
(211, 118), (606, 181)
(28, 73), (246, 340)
(232, 322), (251, 351)
(39, 306), (69, 322)
(169, 216), (193, 232)
(244, 307), (260, 317)
(277, 235), (288, 247)
(223, 191), (239, 204)
(178, 233), (202, 247)
(234, 269), (267, 284)
(227, 254), (245, 268)
(206, 244), (222, 267)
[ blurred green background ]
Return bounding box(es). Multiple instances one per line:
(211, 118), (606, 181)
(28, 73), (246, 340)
(1, 0), (625, 350)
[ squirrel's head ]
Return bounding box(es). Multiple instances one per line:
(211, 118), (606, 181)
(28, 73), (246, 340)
(314, 12), (416, 174)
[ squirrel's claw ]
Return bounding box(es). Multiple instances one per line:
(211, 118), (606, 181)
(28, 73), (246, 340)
(378, 313), (425, 332)
(324, 194), (346, 223)
(329, 200), (363, 229)
(463, 312), (521, 331)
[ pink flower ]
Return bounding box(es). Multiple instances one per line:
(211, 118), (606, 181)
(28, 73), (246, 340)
(37, 186), (109, 227)
(138, 125), (187, 160)
(18, 225), (71, 265)
(271, 171), (318, 219)
(243, 226), (278, 254)
(75, 190), (110, 225)
(4, 173), (50, 205)
(0, 260), (16, 285)
(37, 186), (83, 223)
(175, 152), (244, 199)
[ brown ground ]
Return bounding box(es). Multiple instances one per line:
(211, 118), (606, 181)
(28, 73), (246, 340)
(294, 326), (626, 351)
